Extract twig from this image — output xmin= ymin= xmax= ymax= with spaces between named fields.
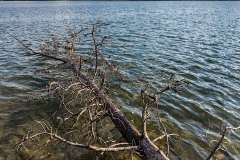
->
xmin=18 ymin=131 xmax=138 ymax=152
xmin=91 ymin=25 xmax=98 ymax=74
xmin=142 ymin=104 xmax=149 ymax=138
xmin=158 ymin=117 xmax=170 ymax=156
xmin=153 ymin=134 xmax=178 ymax=143
xmin=7 ymin=32 xmax=68 ymax=63
xmin=206 ymin=127 xmax=227 ymax=160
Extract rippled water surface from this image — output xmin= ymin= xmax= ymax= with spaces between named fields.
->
xmin=0 ymin=1 xmax=240 ymax=159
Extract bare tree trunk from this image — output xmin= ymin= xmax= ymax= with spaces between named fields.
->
xmin=10 ymin=30 xmax=169 ymax=160
xmin=77 ymin=71 xmax=169 ymax=160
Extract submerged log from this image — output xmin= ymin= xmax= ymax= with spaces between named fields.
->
xmin=11 ymin=29 xmax=170 ymax=160
xmin=77 ymin=70 xmax=169 ymax=160
xmin=11 ymin=26 xmax=239 ymax=160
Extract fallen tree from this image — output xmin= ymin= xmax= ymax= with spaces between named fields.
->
xmin=9 ymin=25 xmax=239 ymax=160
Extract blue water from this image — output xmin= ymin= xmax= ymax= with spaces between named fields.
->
xmin=0 ymin=1 xmax=240 ymax=159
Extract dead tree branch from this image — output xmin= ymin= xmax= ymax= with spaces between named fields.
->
xmin=8 ymin=32 xmax=68 ymax=64
xmin=12 ymin=26 xmax=189 ymax=160
xmin=206 ymin=127 xmax=227 ymax=160
xmin=206 ymin=126 xmax=240 ymax=160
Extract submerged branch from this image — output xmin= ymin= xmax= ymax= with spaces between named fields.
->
xmin=12 ymin=25 xmax=235 ymax=160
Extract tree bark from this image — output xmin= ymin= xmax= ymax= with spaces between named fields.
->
xmin=77 ymin=70 xmax=169 ymax=160
xmin=11 ymin=32 xmax=169 ymax=159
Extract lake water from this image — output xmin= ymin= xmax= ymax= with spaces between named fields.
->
xmin=0 ymin=1 xmax=240 ymax=160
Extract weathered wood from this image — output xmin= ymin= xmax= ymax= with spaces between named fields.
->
xmin=11 ymin=32 xmax=169 ymax=160
xmin=76 ymin=70 xmax=169 ymax=160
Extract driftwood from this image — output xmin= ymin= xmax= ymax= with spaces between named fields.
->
xmin=9 ymin=25 xmax=239 ymax=160
xmin=11 ymin=27 xmax=173 ymax=160
xmin=76 ymin=70 xmax=169 ymax=160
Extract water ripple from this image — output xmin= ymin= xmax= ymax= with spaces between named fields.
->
xmin=0 ymin=1 xmax=240 ymax=159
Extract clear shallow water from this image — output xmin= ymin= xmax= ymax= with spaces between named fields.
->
xmin=0 ymin=1 xmax=240 ymax=159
